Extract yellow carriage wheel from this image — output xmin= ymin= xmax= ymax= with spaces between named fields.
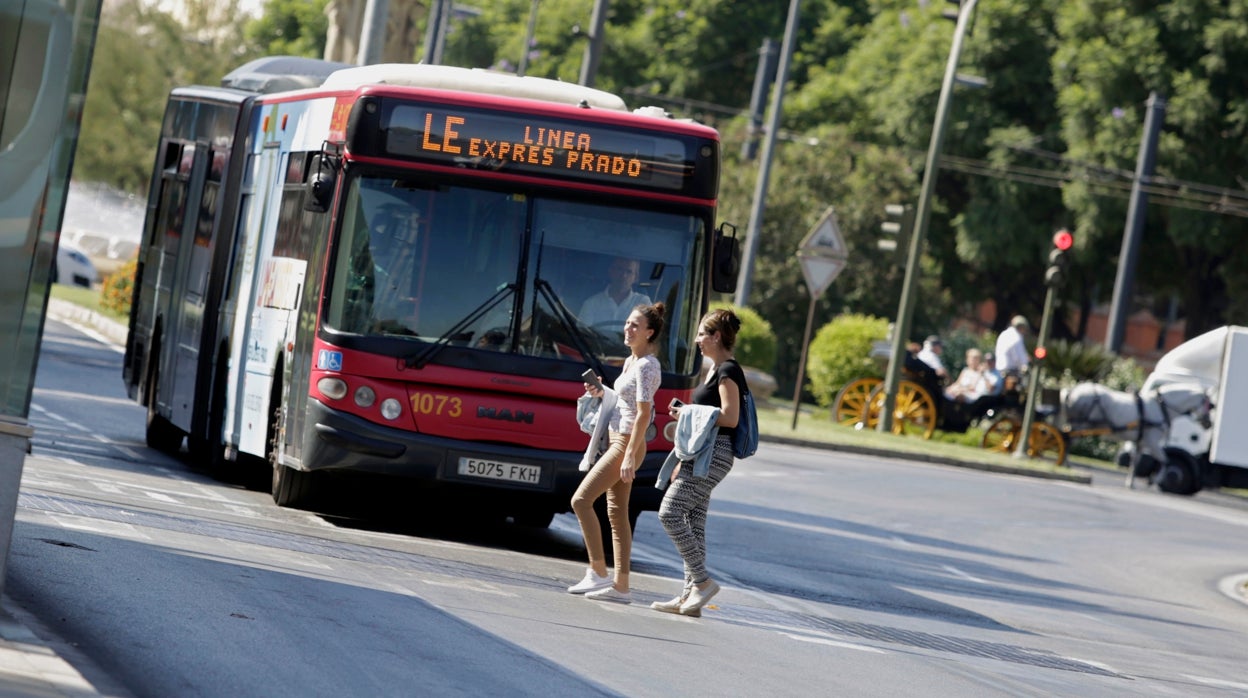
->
xmin=981 ymin=416 xmax=1020 ymax=454
xmin=893 ymin=380 xmax=937 ymax=439
xmin=833 ymin=378 xmax=882 ymax=428
xmin=865 ymin=380 xmax=937 ymax=439
xmin=1027 ymin=422 xmax=1068 ymax=465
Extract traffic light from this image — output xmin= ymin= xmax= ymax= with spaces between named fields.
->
xmin=1045 ymin=228 xmax=1074 ymax=288
xmin=1033 ymin=345 xmax=1047 ymax=361
xmin=879 ymin=203 xmax=912 ymax=257
xmin=942 ymin=0 xmax=963 ymax=21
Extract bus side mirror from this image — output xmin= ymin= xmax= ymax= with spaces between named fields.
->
xmin=304 ymin=155 xmax=337 ymax=213
xmin=711 ymin=222 xmax=739 ymax=293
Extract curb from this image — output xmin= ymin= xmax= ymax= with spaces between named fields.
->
xmin=760 ymin=433 xmax=1093 ymax=484
xmin=46 ymin=297 xmax=129 ymax=348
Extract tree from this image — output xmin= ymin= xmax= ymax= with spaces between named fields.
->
xmin=1053 ymin=0 xmax=1248 ymax=337
xmin=247 ymin=0 xmax=330 ymax=58
xmin=76 ymin=0 xmax=260 ymax=194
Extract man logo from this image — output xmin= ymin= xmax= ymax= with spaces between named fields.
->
xmin=477 ymin=407 xmax=535 ymax=424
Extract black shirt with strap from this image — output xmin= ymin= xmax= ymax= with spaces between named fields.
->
xmin=692 ymin=358 xmax=748 ymax=446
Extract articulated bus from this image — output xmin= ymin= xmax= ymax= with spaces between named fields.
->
xmin=123 ymin=56 xmax=738 ymax=526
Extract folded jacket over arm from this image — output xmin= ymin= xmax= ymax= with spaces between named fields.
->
xmin=576 ymin=387 xmax=619 ymax=472
xmin=655 ymin=404 xmax=721 ymax=490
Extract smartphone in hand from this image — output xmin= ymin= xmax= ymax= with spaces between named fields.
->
xmin=669 ymin=398 xmax=684 ymax=410
xmin=581 ymin=369 xmax=604 ymax=391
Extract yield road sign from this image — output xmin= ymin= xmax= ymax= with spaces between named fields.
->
xmin=798 ymin=252 xmax=845 ymax=299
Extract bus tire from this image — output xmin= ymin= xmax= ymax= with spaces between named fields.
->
xmin=269 ymin=401 xmax=317 ymax=508
xmin=145 ymin=355 xmax=183 ymax=453
xmin=191 ymin=347 xmax=231 ymax=472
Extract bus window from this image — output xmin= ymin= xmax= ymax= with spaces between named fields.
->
xmin=528 ymin=199 xmax=704 ymax=373
xmin=324 ymin=177 xmax=525 ymax=341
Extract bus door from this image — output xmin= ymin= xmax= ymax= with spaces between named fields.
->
xmin=155 ymin=140 xmax=210 ymax=431
xmin=230 ymin=144 xmax=289 ymax=459
xmin=171 ymin=141 xmax=229 ymax=433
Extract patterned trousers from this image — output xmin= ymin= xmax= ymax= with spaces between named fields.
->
xmin=658 ymin=434 xmax=734 ymax=584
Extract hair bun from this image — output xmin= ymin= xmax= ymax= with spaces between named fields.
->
xmin=730 ymin=315 xmax=742 ymax=332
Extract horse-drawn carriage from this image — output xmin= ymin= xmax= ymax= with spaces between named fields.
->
xmin=833 ymin=341 xmax=1067 ymax=463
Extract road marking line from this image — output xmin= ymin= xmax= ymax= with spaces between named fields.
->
xmin=783 ymin=633 xmax=887 ymax=653
xmin=1183 ymin=675 xmax=1248 ymax=691
xmin=45 ymin=514 xmax=153 ymax=540
xmin=942 ymin=564 xmax=988 ymax=584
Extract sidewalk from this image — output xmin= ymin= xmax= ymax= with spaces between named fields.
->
xmin=0 ymin=300 xmax=126 ymax=697
xmin=0 ymin=594 xmax=105 ymax=697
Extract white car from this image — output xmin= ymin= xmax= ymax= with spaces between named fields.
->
xmin=54 ymin=241 xmax=100 ymax=288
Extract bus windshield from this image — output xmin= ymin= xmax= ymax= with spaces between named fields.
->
xmin=324 ymin=174 xmax=707 ymax=375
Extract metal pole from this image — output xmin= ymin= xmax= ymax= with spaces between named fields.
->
xmin=578 ymin=0 xmax=609 ymax=87
xmin=432 ymin=0 xmax=453 ymax=64
xmin=357 ymin=0 xmax=391 ymax=65
xmin=1015 ymin=284 xmax=1055 ymax=457
xmin=735 ymin=0 xmax=800 ymax=307
xmin=742 ymin=38 xmax=779 ymax=162
xmin=517 ymin=0 xmax=540 ymax=76
xmin=879 ymin=0 xmax=978 ymax=432
xmin=421 ymin=0 xmax=445 ymax=64
xmin=1105 ymin=92 xmax=1165 ymax=353
xmin=791 ymin=295 xmax=817 ymax=429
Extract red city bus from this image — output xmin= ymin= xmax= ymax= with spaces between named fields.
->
xmin=123 ymin=57 xmax=738 ymax=526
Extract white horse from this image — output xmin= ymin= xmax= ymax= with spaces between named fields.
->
xmin=1061 ymin=381 xmax=1212 ymax=490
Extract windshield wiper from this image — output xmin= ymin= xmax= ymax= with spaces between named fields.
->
xmin=404 ymin=283 xmax=516 ymax=369
xmin=535 ymin=278 xmax=608 ymax=378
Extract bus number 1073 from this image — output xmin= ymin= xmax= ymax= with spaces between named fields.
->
xmin=410 ymin=392 xmax=462 ymax=418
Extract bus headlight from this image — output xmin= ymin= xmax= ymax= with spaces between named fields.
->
xmin=662 ymin=421 xmax=677 ymax=443
xmin=353 ymin=385 xmax=377 ymax=408
xmin=317 ymin=377 xmax=348 ymax=400
xmin=380 ymin=398 xmax=402 ymax=420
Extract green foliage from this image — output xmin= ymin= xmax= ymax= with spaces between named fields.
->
xmin=101 ymin=258 xmax=136 ymax=317
xmin=245 ymin=0 xmax=329 ymax=58
xmin=709 ymin=302 xmax=777 ymax=372
xmin=1101 ymin=355 xmax=1147 ymax=392
xmin=805 ymin=314 xmax=890 ymax=408
xmin=1039 ymin=339 xmax=1119 ymax=389
xmin=78 ymin=0 xmax=261 ymax=194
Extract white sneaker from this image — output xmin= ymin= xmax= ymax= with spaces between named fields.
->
xmin=567 ymin=568 xmax=613 ymax=594
xmin=650 ymin=582 xmax=698 ymax=617
xmin=585 ymin=586 xmax=632 ymax=604
xmin=679 ymin=579 xmax=720 ymax=615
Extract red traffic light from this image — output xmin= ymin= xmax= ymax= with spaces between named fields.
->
xmin=1053 ymin=229 xmax=1074 ymax=251
xmin=1034 ymin=346 xmax=1047 ymax=360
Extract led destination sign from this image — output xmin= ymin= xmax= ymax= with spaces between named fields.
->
xmin=379 ymin=103 xmax=715 ymax=196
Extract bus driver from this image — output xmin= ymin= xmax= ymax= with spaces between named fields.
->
xmin=578 ymin=256 xmax=650 ymax=328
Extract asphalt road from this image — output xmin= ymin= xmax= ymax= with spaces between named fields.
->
xmin=7 ymin=315 xmax=1248 ymax=696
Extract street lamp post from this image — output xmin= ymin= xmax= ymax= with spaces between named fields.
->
xmin=879 ymin=0 xmax=979 ymax=432
xmin=735 ymin=0 xmax=801 ymax=307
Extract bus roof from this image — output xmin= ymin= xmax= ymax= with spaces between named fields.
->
xmin=320 ymin=64 xmax=629 ymax=112
xmin=223 ymin=56 xmax=354 ymax=94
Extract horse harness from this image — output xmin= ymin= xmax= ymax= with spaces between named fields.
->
xmin=1071 ymin=385 xmax=1170 ymax=440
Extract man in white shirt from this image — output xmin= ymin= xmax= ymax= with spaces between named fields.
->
xmin=916 ymin=335 xmax=948 ymax=380
xmin=578 ymin=257 xmax=650 ymax=327
xmin=995 ymin=315 xmax=1031 ymax=378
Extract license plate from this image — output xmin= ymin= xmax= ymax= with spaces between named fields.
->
xmin=457 ymin=457 xmax=542 ymax=485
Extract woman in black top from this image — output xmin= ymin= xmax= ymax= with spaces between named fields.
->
xmin=653 ymin=308 xmax=746 ymax=617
